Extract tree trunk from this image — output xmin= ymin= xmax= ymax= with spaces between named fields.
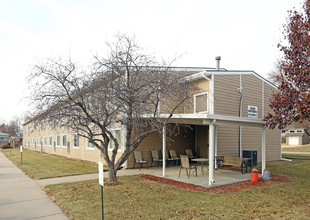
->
xmin=107 ymin=166 xmax=118 ymax=183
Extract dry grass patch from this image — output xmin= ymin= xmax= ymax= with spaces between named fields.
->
xmin=45 ymin=154 xmax=310 ymax=219
xmin=282 ymin=144 xmax=310 ymax=152
xmin=1 ymin=148 xmax=98 ymax=179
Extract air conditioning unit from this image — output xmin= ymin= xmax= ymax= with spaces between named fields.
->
xmin=242 ymin=150 xmax=257 ymax=167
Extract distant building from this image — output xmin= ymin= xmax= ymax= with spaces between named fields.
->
xmin=283 ymin=128 xmax=310 ymax=146
xmin=11 ymin=132 xmax=23 ymax=148
xmin=0 ymin=132 xmax=10 ymax=146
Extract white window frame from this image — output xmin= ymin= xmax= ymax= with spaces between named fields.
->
xmin=86 ymin=137 xmax=96 ymax=150
xmin=194 ymin=91 xmax=209 ymax=114
xmin=49 ymin=136 xmax=52 ymax=147
xmin=44 ymin=136 xmax=47 ymax=146
xmin=73 ymin=133 xmax=79 ymax=149
xmin=56 ymin=135 xmax=61 ymax=147
xmin=62 ymin=134 xmax=67 ymax=148
xmin=108 ymin=128 xmax=122 ymax=152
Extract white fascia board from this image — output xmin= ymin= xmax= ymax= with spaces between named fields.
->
xmin=205 ymin=114 xmax=265 ymax=124
xmin=141 ymin=113 xmax=265 ymax=125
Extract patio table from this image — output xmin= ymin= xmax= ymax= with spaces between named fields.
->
xmin=191 ymin=158 xmax=209 ymax=176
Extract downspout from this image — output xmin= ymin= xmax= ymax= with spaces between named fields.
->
xmin=238 ymin=79 xmax=243 ymax=158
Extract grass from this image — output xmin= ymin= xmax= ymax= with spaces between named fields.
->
xmin=1 ymin=148 xmax=98 ymax=179
xmin=282 ymin=144 xmax=310 ymax=152
xmin=45 ymin=154 xmax=310 ymax=219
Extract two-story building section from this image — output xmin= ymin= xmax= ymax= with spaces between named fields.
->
xmin=23 ymin=57 xmax=281 ymax=186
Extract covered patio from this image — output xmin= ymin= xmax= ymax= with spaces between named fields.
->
xmin=158 ymin=113 xmax=267 ymax=186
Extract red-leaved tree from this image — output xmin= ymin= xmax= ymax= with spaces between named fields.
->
xmin=265 ymin=0 xmax=310 ymax=129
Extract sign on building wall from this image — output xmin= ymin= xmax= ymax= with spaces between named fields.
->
xmin=248 ymin=105 xmax=258 ymax=118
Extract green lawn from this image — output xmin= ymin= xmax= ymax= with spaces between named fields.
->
xmin=1 ymin=148 xmax=98 ymax=179
xmin=282 ymin=144 xmax=310 ymax=152
xmin=45 ymin=154 xmax=310 ymax=219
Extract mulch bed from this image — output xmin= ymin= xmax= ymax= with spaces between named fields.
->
xmin=138 ymin=174 xmax=291 ymax=193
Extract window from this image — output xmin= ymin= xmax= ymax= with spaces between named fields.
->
xmin=56 ymin=135 xmax=60 ymax=147
xmin=86 ymin=137 xmax=95 ymax=150
xmin=281 ymin=130 xmax=286 ymax=133
xmin=73 ymin=134 xmax=79 ymax=148
xmin=108 ymin=129 xmax=122 ymax=151
xmin=49 ymin=136 xmax=52 ymax=147
xmin=32 ymin=138 xmax=35 ymax=145
xmin=44 ymin=137 xmax=47 ymax=146
xmin=290 ymin=130 xmax=295 ymax=133
xmin=194 ymin=92 xmax=208 ymax=113
xmin=297 ymin=130 xmax=303 ymax=133
xmin=62 ymin=135 xmax=67 ymax=147
xmin=37 ymin=137 xmax=41 ymax=146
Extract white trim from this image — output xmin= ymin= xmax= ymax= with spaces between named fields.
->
xmin=162 ymin=125 xmax=166 ymax=177
xmin=262 ymin=127 xmax=266 ymax=175
xmin=86 ymin=138 xmax=96 ymax=150
xmin=211 ymin=74 xmax=214 ymax=114
xmin=262 ymin=81 xmax=265 ymax=119
xmin=194 ymin=91 xmax=209 ymax=114
xmin=62 ymin=134 xmax=67 ymax=148
xmin=43 ymin=136 xmax=47 ymax=146
xmin=49 ymin=136 xmax=52 ymax=147
xmin=56 ymin=135 xmax=61 ymax=147
xmin=108 ymin=128 xmax=122 ymax=152
xmin=72 ymin=133 xmax=80 ymax=149
xmin=209 ymin=120 xmax=215 ymax=185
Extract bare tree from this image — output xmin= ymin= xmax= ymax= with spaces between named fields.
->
xmin=28 ymin=35 xmax=197 ymax=183
xmin=266 ymin=61 xmax=281 ymax=86
xmin=0 ymin=116 xmax=22 ymax=136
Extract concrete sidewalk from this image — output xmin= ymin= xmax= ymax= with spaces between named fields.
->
xmin=0 ymin=151 xmax=68 ymax=220
xmin=282 ymin=151 xmax=310 ymax=155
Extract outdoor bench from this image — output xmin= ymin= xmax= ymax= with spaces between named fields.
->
xmin=215 ymin=155 xmax=251 ymax=174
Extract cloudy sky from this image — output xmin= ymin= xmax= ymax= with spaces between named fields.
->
xmin=0 ymin=0 xmax=303 ymax=123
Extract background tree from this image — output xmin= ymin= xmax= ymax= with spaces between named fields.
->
xmin=265 ymin=0 xmax=310 ymax=129
xmin=0 ymin=116 xmax=22 ymax=136
xmin=28 ymin=35 xmax=197 ymax=183
xmin=266 ymin=61 xmax=281 ymax=86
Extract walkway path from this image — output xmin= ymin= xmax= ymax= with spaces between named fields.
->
xmin=282 ymin=151 xmax=310 ymax=155
xmin=36 ymin=169 xmax=143 ymax=187
xmin=0 ymin=151 xmax=68 ymax=220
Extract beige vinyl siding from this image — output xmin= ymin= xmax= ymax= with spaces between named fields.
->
xmin=241 ymin=75 xmax=262 ymax=118
xmin=241 ymin=127 xmax=262 ymax=162
xmin=214 ymin=75 xmax=240 ymax=116
xmin=183 ymin=78 xmax=210 ymax=114
xmin=216 ymin=125 xmax=239 ymax=157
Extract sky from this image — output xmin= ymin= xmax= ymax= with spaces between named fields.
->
xmin=0 ymin=0 xmax=304 ymax=123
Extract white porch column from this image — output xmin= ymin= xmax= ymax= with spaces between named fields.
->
xmin=214 ymin=125 xmax=218 ymax=169
xmin=209 ymin=120 xmax=215 ymax=185
xmin=162 ymin=125 xmax=166 ymax=177
xmin=262 ymin=127 xmax=266 ymax=175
